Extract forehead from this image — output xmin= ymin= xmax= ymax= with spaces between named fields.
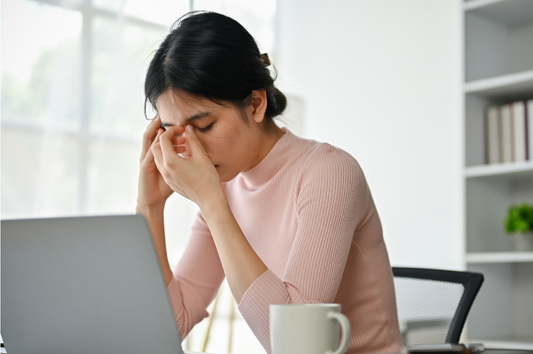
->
xmin=156 ymin=89 xmax=221 ymax=124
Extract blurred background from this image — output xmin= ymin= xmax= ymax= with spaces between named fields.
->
xmin=1 ymin=0 xmax=277 ymax=352
xmin=3 ymin=0 xmax=532 ymax=353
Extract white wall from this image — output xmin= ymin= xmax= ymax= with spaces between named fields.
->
xmin=275 ymin=0 xmax=464 ymax=270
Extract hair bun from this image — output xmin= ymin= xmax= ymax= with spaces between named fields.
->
xmin=266 ymin=87 xmax=286 ymax=118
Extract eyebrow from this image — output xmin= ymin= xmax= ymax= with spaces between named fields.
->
xmin=160 ymin=111 xmax=211 ymax=128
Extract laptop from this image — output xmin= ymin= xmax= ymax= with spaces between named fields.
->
xmin=1 ymin=214 xmax=201 ymax=354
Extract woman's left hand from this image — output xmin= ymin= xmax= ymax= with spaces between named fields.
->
xmin=151 ymin=125 xmax=223 ymax=208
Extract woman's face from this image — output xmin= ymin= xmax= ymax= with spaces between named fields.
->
xmin=156 ymin=89 xmax=272 ymax=183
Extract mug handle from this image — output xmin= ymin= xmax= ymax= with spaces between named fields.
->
xmin=326 ymin=312 xmax=351 ymax=354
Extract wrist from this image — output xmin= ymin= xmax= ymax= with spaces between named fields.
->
xmin=136 ymin=202 xmax=172 ymax=285
xmin=198 ymin=186 xmax=229 ymax=221
xmin=136 ymin=201 xmax=166 ymax=218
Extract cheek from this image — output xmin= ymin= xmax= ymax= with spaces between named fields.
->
xmin=198 ymin=136 xmax=222 ymax=159
xmin=204 ymin=130 xmax=238 ymax=153
xmin=201 ymin=120 xmax=245 ymax=160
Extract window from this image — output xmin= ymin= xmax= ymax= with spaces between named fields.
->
xmin=2 ymin=1 xmax=276 ymax=353
xmin=1 ymin=0 xmax=184 ymax=218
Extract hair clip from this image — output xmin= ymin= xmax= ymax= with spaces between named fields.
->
xmin=261 ymin=53 xmax=271 ymax=67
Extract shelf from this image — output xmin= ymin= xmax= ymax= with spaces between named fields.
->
xmin=465 ymin=161 xmax=533 ymax=179
xmin=467 ymin=339 xmax=533 ymax=351
xmin=467 ymin=252 xmax=533 ymax=264
xmin=464 ymin=0 xmax=533 ymax=26
xmin=464 ymin=0 xmax=533 ymax=345
xmin=464 ymin=70 xmax=533 ymax=100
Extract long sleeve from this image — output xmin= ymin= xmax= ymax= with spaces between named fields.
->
xmin=237 ymin=144 xmax=369 ymax=353
xmin=166 ymin=212 xmax=225 ymax=339
xmin=168 ymin=131 xmax=403 ymax=354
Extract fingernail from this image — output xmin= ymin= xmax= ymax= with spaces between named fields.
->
xmin=186 ymin=125 xmax=193 ymax=132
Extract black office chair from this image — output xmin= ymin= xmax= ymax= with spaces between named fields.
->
xmin=392 ymin=267 xmax=484 ymax=347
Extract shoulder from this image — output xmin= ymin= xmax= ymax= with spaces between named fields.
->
xmin=290 ymin=137 xmax=370 ymax=208
xmin=283 ymin=132 xmax=363 ymax=175
xmin=293 ymin=139 xmax=372 ymax=218
xmin=298 ymin=140 xmax=365 ymax=186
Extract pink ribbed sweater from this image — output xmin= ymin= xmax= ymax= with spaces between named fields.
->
xmin=167 ymin=131 xmax=403 ymax=354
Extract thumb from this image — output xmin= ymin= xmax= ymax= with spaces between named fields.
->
xmin=185 ymin=125 xmax=209 ymax=158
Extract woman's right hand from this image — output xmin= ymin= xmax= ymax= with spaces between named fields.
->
xmin=136 ymin=115 xmax=174 ymax=212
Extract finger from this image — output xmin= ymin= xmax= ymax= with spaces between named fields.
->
xmin=140 ymin=115 xmax=161 ymax=162
xmin=151 ymin=141 xmax=164 ymax=173
xmin=164 ymin=125 xmax=186 ymax=136
xmin=169 ymin=134 xmax=185 ymax=154
xmin=184 ymin=125 xmax=209 ymax=158
xmin=174 ymin=145 xmax=186 ymax=154
xmin=170 ymin=135 xmax=186 ymax=146
xmin=161 ymin=125 xmax=187 ymax=155
xmin=140 ymin=128 xmax=165 ymax=169
xmin=159 ymin=128 xmax=182 ymax=165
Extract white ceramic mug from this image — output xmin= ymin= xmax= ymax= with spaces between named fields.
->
xmin=270 ymin=303 xmax=351 ymax=354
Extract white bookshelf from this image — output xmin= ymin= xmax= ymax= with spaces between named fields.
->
xmin=465 ymin=161 xmax=533 ymax=179
xmin=464 ymin=0 xmax=533 ymax=24
xmin=467 ymin=252 xmax=533 ymax=264
xmin=464 ymin=70 xmax=533 ymax=99
xmin=463 ymin=0 xmax=533 ymax=348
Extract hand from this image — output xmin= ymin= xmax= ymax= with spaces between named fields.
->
xmin=151 ymin=125 xmax=223 ymax=209
xmin=136 ymin=116 xmax=177 ymax=211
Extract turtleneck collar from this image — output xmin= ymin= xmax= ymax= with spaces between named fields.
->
xmin=238 ymin=130 xmax=301 ymax=189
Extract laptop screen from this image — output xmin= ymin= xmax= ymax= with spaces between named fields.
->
xmin=1 ymin=215 xmax=184 ymax=354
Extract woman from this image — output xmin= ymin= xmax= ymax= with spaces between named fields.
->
xmin=137 ymin=11 xmax=403 ymax=354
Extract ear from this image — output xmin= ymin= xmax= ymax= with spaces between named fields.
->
xmin=250 ymin=90 xmax=268 ymax=124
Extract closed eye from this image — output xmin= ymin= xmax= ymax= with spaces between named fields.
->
xmin=198 ymin=122 xmax=214 ymax=133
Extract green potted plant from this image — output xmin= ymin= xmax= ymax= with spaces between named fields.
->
xmin=504 ymin=203 xmax=533 ymax=252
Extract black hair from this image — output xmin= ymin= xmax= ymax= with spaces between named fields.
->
xmin=144 ymin=11 xmax=286 ymax=122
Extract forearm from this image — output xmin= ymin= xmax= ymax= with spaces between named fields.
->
xmin=200 ymin=192 xmax=268 ymax=304
xmin=136 ymin=203 xmax=173 ymax=286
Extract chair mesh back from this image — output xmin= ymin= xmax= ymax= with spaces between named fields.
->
xmin=394 ymin=277 xmax=465 ymax=347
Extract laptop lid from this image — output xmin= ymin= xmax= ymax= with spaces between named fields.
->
xmin=1 ymin=214 xmax=184 ymax=354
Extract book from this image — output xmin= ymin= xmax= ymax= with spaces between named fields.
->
xmin=500 ymin=104 xmax=513 ymax=163
xmin=512 ymin=101 xmax=527 ymax=163
xmin=485 ymin=106 xmax=501 ymax=164
xmin=526 ymin=99 xmax=533 ymax=161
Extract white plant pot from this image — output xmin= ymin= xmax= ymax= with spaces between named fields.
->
xmin=514 ymin=231 xmax=533 ymax=252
